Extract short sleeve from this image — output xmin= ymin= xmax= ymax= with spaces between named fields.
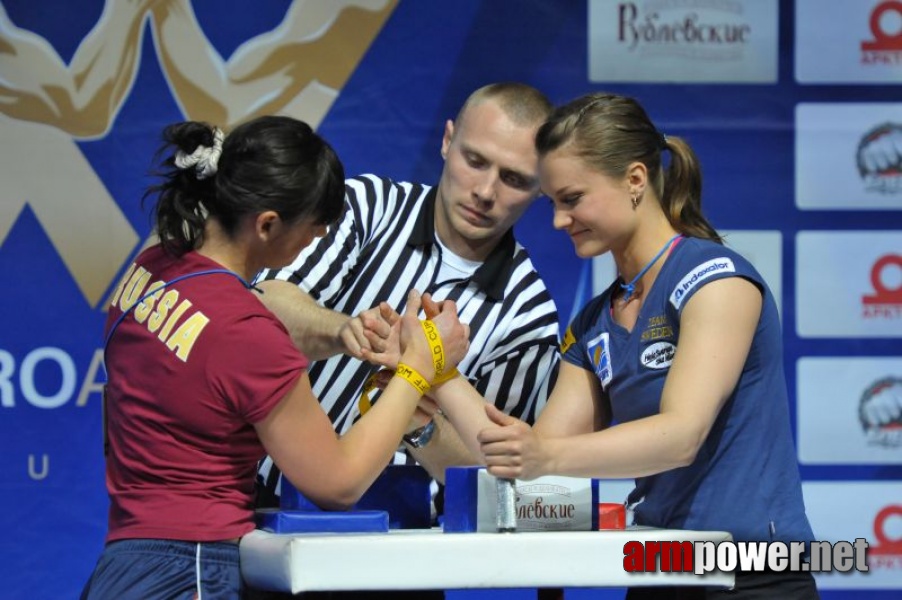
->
xmin=666 ymin=250 xmax=764 ymax=316
xmin=561 ymin=295 xmax=607 ymax=372
xmin=208 ymin=314 xmax=308 ymax=424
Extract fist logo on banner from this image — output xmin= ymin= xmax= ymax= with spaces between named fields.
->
xmin=857 ymin=123 xmax=902 ymax=195
xmin=859 ymin=377 xmax=902 ymax=448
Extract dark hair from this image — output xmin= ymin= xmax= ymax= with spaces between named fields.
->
xmin=535 ymin=93 xmax=721 ymax=243
xmin=144 ymin=115 xmax=345 ymax=255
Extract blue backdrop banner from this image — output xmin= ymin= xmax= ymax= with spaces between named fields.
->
xmin=1 ymin=1 xmax=900 ymax=598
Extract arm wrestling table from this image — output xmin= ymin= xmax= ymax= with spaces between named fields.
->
xmin=240 ymin=526 xmax=735 ymax=594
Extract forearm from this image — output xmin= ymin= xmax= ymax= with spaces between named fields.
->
xmin=405 ymin=412 xmax=481 ymax=484
xmin=429 ymin=376 xmax=496 ymax=462
xmin=540 ymin=412 xmax=703 ymax=480
xmin=0 ymin=0 xmax=147 ymax=136
xmin=274 ymin=374 xmax=422 ymax=511
xmin=70 ymin=0 xmax=149 ymax=115
xmin=257 ymin=280 xmax=350 ymax=360
xmin=149 ymin=0 xmax=229 ymax=123
xmin=330 ymin=375 xmax=424 ymax=505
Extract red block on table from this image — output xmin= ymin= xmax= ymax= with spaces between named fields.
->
xmin=597 ymin=502 xmax=626 ymax=530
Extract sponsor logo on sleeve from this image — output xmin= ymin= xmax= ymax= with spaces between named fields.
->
xmin=586 ymin=332 xmax=613 ymax=390
xmin=670 ymin=258 xmax=736 ymax=309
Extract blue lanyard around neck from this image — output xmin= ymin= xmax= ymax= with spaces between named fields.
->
xmin=619 ymin=234 xmax=682 ymax=302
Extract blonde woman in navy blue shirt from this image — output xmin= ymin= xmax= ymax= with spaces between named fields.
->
xmin=431 ymin=93 xmax=819 ymax=600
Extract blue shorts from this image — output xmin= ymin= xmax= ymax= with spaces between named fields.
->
xmin=80 ymin=539 xmax=244 ymax=600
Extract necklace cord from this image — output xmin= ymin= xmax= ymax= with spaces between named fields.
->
xmin=619 ymin=234 xmax=682 ymax=302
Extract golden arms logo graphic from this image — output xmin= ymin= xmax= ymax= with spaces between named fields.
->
xmin=0 ymin=0 xmax=397 ymax=307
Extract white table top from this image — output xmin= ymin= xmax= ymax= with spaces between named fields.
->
xmin=240 ymin=526 xmax=735 ymax=594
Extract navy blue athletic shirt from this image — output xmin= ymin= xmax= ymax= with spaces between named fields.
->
xmin=563 ymin=237 xmax=815 ymax=543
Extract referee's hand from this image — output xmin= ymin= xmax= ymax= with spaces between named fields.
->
xmin=340 ymin=302 xmax=398 ymax=360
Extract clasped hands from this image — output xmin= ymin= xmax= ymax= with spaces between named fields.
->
xmin=343 ymin=291 xmax=546 ymax=478
xmin=346 ymin=291 xmax=464 ymax=434
xmin=350 ymin=289 xmax=468 ymax=387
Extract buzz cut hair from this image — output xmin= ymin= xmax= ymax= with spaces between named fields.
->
xmin=455 ymin=82 xmax=553 ymax=129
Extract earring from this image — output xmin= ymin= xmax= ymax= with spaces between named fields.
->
xmin=631 ymin=193 xmax=640 ymax=209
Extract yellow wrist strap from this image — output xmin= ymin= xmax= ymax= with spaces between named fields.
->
xmin=357 ymin=318 xmax=456 ymax=416
xmin=432 ymin=367 xmax=460 ymax=384
xmin=420 ymin=319 xmax=446 ymax=377
xmin=395 ymin=363 xmax=431 ymax=395
xmin=358 ymin=366 xmax=459 ymax=417
xmin=358 ymin=371 xmax=381 ymax=416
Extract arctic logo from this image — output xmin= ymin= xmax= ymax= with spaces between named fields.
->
xmin=641 ymin=342 xmax=675 ymax=370
xmin=670 ymin=258 xmax=736 ymax=309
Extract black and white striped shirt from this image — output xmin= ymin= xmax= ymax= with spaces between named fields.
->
xmin=257 ymin=174 xmax=560 ymax=497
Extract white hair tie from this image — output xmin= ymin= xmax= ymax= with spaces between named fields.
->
xmin=174 ymin=127 xmax=224 ymax=180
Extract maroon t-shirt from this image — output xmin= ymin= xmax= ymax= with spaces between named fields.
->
xmin=103 ymin=246 xmax=307 ymax=542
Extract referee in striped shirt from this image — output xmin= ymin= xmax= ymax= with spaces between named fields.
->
xmin=255 ymin=83 xmax=561 ymax=529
